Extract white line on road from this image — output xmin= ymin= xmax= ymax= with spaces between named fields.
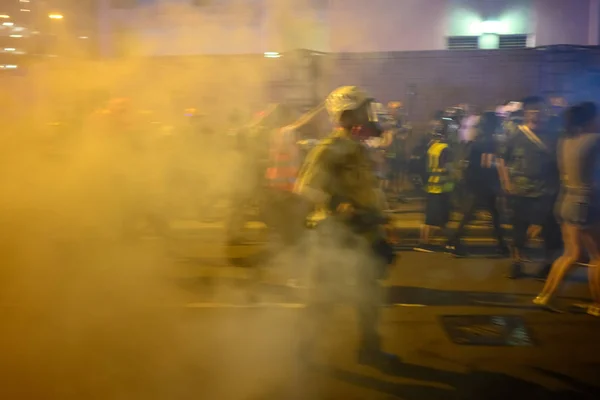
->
xmin=184 ymin=303 xmax=306 ymax=309
xmin=0 ymin=303 xmax=429 ymax=309
xmin=183 ymin=303 xmax=428 ymax=309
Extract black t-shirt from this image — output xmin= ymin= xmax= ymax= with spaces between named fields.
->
xmin=465 ymin=137 xmax=500 ymax=191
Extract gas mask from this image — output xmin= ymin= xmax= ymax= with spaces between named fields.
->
xmin=351 ymin=101 xmax=396 ymax=140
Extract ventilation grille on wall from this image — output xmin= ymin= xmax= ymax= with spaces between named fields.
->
xmin=447 ymin=36 xmax=479 ymax=50
xmin=499 ymin=35 xmax=528 ymax=49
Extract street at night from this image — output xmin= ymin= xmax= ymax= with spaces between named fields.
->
xmin=3 ymin=231 xmax=599 ymax=399
xmin=3 ymin=0 xmax=600 ymax=399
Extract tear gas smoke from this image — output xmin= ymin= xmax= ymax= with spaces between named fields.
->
xmin=0 ymin=1 xmax=389 ymax=398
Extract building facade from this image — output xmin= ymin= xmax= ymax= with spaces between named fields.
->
xmin=100 ymin=0 xmax=600 ymax=57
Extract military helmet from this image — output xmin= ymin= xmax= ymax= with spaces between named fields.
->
xmin=325 ymin=86 xmax=370 ymax=122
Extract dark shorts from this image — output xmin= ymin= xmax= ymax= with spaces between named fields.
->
xmin=555 ymin=192 xmax=600 ymax=228
xmin=425 ymin=192 xmax=451 ymax=227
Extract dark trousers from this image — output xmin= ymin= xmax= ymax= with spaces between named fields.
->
xmin=512 ymin=196 xmax=562 ymax=261
xmin=451 ymin=188 xmax=506 ymax=247
xmin=260 ymin=189 xmax=306 ymax=247
xmin=300 ymin=219 xmax=382 ymax=356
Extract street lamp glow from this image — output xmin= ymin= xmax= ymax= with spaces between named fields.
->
xmin=480 ymin=20 xmax=503 ymax=34
xmin=48 ymin=13 xmax=63 ymax=20
xmin=4 ymin=48 xmax=15 ymax=52
xmin=9 ymin=34 xmax=22 ymax=38
xmin=20 ymin=9 xmax=31 ymax=12
xmin=2 ymin=22 xmax=14 ymax=26
xmin=0 ymin=15 xmax=9 ymax=19
xmin=264 ymin=51 xmax=281 ymax=58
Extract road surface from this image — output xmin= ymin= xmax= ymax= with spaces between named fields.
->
xmin=1 ymin=238 xmax=598 ymax=400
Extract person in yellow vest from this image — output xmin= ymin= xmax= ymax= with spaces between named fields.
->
xmin=414 ymin=120 xmax=455 ymax=253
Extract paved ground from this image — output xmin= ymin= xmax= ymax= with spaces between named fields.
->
xmin=169 ymin=199 xmax=518 ymax=249
xmin=1 ymin=236 xmax=598 ymax=399
xmin=172 ymin=243 xmax=600 ymax=399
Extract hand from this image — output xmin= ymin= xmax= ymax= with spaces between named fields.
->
xmin=336 ymin=202 xmax=354 ymax=215
xmin=385 ymin=224 xmax=399 ymax=244
xmin=502 ymin=182 xmax=513 ymax=194
xmin=527 ymin=225 xmax=542 ymax=239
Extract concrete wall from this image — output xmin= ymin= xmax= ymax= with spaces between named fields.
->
xmin=533 ymin=0 xmax=593 ymax=46
xmin=328 ymin=0 xmax=448 ymax=52
xmin=100 ymin=0 xmax=600 ymax=56
xmin=324 ymin=50 xmax=540 ymax=121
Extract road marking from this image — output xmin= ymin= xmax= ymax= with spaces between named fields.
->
xmin=184 ymin=302 xmax=306 ymax=309
xmin=183 ymin=303 xmax=428 ymax=309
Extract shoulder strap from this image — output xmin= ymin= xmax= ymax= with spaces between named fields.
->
xmin=518 ymin=125 xmax=549 ymax=152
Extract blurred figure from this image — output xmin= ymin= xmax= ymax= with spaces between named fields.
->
xmin=458 ymin=105 xmax=480 ymax=143
xmin=181 ymin=107 xmax=224 ymax=221
xmin=413 ymin=119 xmax=454 ymax=253
xmin=382 ymin=101 xmax=409 ymax=201
xmin=226 ymin=103 xmax=297 ymax=246
xmin=534 ymin=102 xmax=600 ymax=316
xmin=498 ymin=96 xmax=562 ymax=279
xmin=90 ymin=97 xmax=169 ymax=239
xmin=446 ymin=112 xmax=508 ymax=257
xmin=295 ymin=86 xmax=397 ymax=369
xmin=261 ymin=105 xmax=316 ymax=249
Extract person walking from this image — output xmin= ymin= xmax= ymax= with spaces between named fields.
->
xmin=534 ymin=102 xmax=600 ymax=316
xmin=294 ymin=86 xmax=398 ymax=369
xmin=446 ymin=111 xmax=509 ymax=257
xmin=497 ymin=96 xmax=562 ymax=279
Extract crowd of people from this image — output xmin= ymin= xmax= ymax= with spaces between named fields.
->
xmin=16 ymin=86 xmax=599 ymax=371
xmin=251 ymin=89 xmax=600 ymax=320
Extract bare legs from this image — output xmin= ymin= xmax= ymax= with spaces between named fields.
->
xmin=535 ymin=224 xmax=580 ymax=304
xmin=535 ymin=224 xmax=600 ymax=315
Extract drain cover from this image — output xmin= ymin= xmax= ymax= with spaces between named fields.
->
xmin=441 ymin=315 xmax=535 ymax=346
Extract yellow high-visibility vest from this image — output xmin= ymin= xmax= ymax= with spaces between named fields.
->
xmin=427 ymin=142 xmax=454 ymax=194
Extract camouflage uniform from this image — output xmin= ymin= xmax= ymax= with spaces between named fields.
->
xmin=295 ymin=127 xmax=388 ymax=359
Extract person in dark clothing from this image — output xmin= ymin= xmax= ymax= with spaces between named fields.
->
xmin=446 ymin=112 xmax=509 ymax=257
xmin=498 ymin=96 xmax=562 ymax=279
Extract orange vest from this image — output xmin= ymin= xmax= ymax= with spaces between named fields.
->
xmin=265 ymin=127 xmax=299 ymax=192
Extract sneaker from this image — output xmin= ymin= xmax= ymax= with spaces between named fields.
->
xmin=533 ymin=295 xmax=549 ymax=306
xmin=588 ymin=305 xmax=600 ymax=317
xmin=495 ymin=245 xmax=510 ymax=258
xmin=413 ymin=244 xmax=437 ymax=253
xmin=358 ymin=348 xmax=401 ymax=371
xmin=507 ymin=261 xmax=523 ymax=279
xmin=445 ymin=244 xmax=468 ymax=258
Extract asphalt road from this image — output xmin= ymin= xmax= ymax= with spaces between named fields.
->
xmin=1 ymin=238 xmax=599 ymax=400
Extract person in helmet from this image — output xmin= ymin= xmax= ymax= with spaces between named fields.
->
xmin=413 ymin=117 xmax=455 ymax=253
xmin=294 ymin=86 xmax=398 ymax=369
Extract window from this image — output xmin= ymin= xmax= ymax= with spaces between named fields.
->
xmin=447 ymin=36 xmax=479 ymax=50
xmin=499 ymin=34 xmax=528 ymax=49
